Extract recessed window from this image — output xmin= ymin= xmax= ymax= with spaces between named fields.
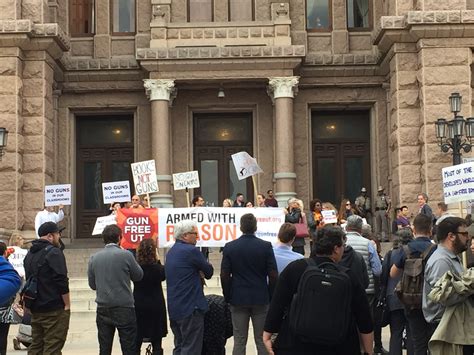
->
xmin=306 ymin=0 xmax=331 ymax=31
xmin=112 ymin=0 xmax=136 ymax=34
xmin=70 ymin=0 xmax=95 ymax=36
xmin=188 ymin=0 xmax=213 ymax=22
xmin=229 ymin=0 xmax=254 ymax=21
xmin=347 ymin=0 xmax=371 ymax=29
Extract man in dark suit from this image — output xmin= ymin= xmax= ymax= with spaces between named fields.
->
xmin=220 ymin=213 xmax=278 ymax=355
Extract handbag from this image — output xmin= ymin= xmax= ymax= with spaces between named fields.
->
xmin=295 ymin=215 xmax=309 ymax=239
xmin=0 ymin=302 xmax=22 ymax=324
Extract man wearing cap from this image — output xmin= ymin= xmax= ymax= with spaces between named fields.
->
xmin=355 ymin=187 xmax=372 ymax=226
xmin=23 ymin=221 xmax=70 ymax=355
xmin=374 ymin=186 xmax=391 ymax=242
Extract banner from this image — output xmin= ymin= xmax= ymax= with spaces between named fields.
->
xmin=173 ymin=171 xmax=200 ymax=190
xmin=131 ymin=160 xmax=159 ymax=194
xmin=44 ymin=184 xmax=72 ymax=206
xmin=116 ymin=208 xmax=159 ymax=250
xmin=442 ymin=162 xmax=474 ymax=204
xmin=157 ymin=207 xmax=285 ymax=247
xmin=231 ymin=152 xmax=263 ymax=180
xmin=102 ymin=181 xmax=131 ymax=204
xmin=92 ymin=214 xmax=117 ymax=236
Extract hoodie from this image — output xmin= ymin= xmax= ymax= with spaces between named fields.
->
xmin=340 ymin=245 xmax=369 ymax=290
xmin=24 ymin=239 xmax=69 ymax=312
xmin=0 ymin=256 xmax=21 ymax=306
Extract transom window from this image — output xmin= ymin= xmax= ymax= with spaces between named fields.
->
xmin=347 ymin=0 xmax=371 ymax=29
xmin=306 ymin=0 xmax=331 ymax=31
xmin=70 ymin=0 xmax=95 ymax=36
xmin=112 ymin=0 xmax=136 ymax=34
xmin=188 ymin=0 xmax=213 ymax=22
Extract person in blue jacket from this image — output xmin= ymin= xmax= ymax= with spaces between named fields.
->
xmin=0 ymin=244 xmax=21 ymax=306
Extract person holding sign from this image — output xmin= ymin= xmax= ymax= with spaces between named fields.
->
xmin=284 ymin=198 xmax=307 ymax=256
xmin=131 ymin=195 xmax=145 ymax=210
xmin=34 ymin=205 xmax=64 ymax=238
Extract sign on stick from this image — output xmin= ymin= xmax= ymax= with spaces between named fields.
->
xmin=131 ymin=160 xmax=159 ymax=194
xmin=173 ymin=171 xmax=200 ymax=190
xmin=92 ymin=214 xmax=117 ymax=236
xmin=442 ymin=162 xmax=474 ymax=204
xmin=231 ymin=152 xmax=263 ymax=180
xmin=102 ymin=181 xmax=131 ymax=204
xmin=44 ymin=184 xmax=72 ymax=206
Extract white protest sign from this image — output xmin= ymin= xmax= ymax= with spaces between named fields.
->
xmin=231 ymin=152 xmax=263 ymax=180
xmin=442 ymin=162 xmax=474 ymax=204
xmin=131 ymin=160 xmax=159 ymax=194
xmin=173 ymin=171 xmax=200 ymax=190
xmin=45 ymin=184 xmax=72 ymax=206
xmin=102 ymin=181 xmax=131 ymax=204
xmin=92 ymin=214 xmax=117 ymax=236
xmin=322 ymin=210 xmax=338 ymax=224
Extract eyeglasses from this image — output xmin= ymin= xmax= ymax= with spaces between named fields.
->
xmin=346 ymin=203 xmax=351 ymax=206
xmin=187 ymin=232 xmax=198 ymax=236
xmin=457 ymin=231 xmax=469 ymax=238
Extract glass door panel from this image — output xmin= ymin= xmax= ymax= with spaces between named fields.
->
xmin=201 ymin=160 xmax=219 ymax=206
xmin=228 ymin=159 xmax=247 ymax=201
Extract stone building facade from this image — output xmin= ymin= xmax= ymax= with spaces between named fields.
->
xmin=0 ymin=0 xmax=473 ymax=241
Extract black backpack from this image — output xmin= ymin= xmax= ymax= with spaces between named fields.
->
xmin=21 ymin=245 xmax=53 ymax=309
xmin=289 ymin=259 xmax=352 ymax=345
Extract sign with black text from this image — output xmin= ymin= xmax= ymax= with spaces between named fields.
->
xmin=102 ymin=181 xmax=131 ymax=204
xmin=44 ymin=184 xmax=72 ymax=206
xmin=442 ymin=162 xmax=474 ymax=204
xmin=131 ymin=160 xmax=159 ymax=194
xmin=173 ymin=171 xmax=200 ymax=190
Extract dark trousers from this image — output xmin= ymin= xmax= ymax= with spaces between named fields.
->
xmin=230 ymin=304 xmax=268 ymax=355
xmin=170 ymin=310 xmax=205 ymax=355
xmin=389 ymin=309 xmax=413 ymax=355
xmin=0 ymin=323 xmax=10 ymax=355
xmin=96 ymin=307 xmax=138 ymax=355
xmin=29 ymin=309 xmax=70 ymax=355
xmin=367 ymin=294 xmax=383 ymax=349
xmin=405 ymin=309 xmax=431 ymax=355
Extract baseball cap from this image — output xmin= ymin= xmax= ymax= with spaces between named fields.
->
xmin=38 ymin=222 xmax=65 ymax=237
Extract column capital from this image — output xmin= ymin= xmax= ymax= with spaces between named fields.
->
xmin=143 ymin=79 xmax=177 ymax=103
xmin=267 ymin=76 xmax=299 ymax=99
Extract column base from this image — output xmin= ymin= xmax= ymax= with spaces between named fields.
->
xmin=150 ymin=194 xmax=174 ymax=208
xmin=275 ymin=191 xmax=296 ymax=209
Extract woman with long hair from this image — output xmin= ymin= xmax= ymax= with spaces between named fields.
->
xmin=284 ymin=198 xmax=307 ymax=255
xmin=338 ymin=199 xmax=355 ymax=225
xmin=134 ymin=239 xmax=167 ymax=354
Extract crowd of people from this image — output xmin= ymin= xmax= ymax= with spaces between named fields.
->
xmin=0 ymin=190 xmax=473 ymax=355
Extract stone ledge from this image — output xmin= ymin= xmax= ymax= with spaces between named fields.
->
xmin=380 ymin=10 xmax=474 ymax=30
xmin=304 ymin=50 xmax=381 ymax=66
xmin=61 ymin=56 xmax=140 ymax=71
xmin=136 ymin=45 xmax=305 ymax=60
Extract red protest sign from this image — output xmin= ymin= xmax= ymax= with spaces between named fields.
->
xmin=116 ymin=208 xmax=158 ymax=250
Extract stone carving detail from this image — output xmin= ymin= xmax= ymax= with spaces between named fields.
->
xmin=152 ymin=5 xmax=168 ymax=23
xmin=267 ymin=76 xmax=299 ymax=99
xmin=143 ymin=79 xmax=176 ymax=103
xmin=271 ymin=3 xmax=290 ymax=21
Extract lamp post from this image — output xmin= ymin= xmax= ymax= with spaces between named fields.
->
xmin=435 ymin=92 xmax=474 ymax=165
xmin=0 ymin=127 xmax=8 ymax=161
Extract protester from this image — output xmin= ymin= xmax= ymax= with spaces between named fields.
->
xmin=264 ymin=189 xmax=278 ymax=207
xmin=256 ymin=193 xmax=266 ymax=207
xmin=165 ymin=220 xmax=213 ymax=355
xmin=34 ymin=204 xmax=64 ymax=237
xmin=417 ymin=193 xmax=433 ymax=221
xmin=395 ymin=206 xmax=410 ymax=230
xmin=339 ymin=233 xmax=369 ymax=290
xmin=284 ymin=198 xmax=307 ymax=255
xmin=272 ymin=223 xmax=304 ymax=274
xmin=263 ymin=225 xmax=374 ymax=355
xmin=131 ymin=195 xmax=145 ymax=209
xmin=322 ymin=201 xmax=338 ymax=225
xmin=143 ymin=195 xmax=151 ymax=208
xmin=221 ymin=213 xmax=278 ymax=355
xmin=7 ymin=233 xmax=27 ymax=279
xmin=390 ymin=214 xmax=436 ymax=355
xmin=338 ymin=198 xmax=355 ymax=224
xmin=381 ymin=228 xmax=414 ymax=355
xmin=109 ymin=202 xmax=121 ymax=215
xmin=423 ymin=217 xmax=471 ymax=345
xmin=133 ymin=238 xmax=166 ymax=355
xmin=192 ymin=195 xmax=209 ymax=260
xmin=233 ymin=193 xmax=245 ymax=207
xmin=245 ymin=201 xmax=254 ymax=208
xmin=88 ymin=224 xmax=144 ymax=355
xmin=24 ymin=222 xmax=70 ymax=355
xmin=222 ymin=198 xmax=233 ymax=208
xmin=202 ymin=294 xmax=233 ymax=355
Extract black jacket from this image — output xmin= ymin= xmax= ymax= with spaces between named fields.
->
xmin=339 ymin=245 xmax=369 ymax=290
xmin=24 ymin=239 xmax=69 ymax=312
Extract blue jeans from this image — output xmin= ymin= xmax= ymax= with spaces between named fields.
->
xmin=96 ymin=307 xmax=137 ymax=355
xmin=170 ymin=309 xmax=205 ymax=355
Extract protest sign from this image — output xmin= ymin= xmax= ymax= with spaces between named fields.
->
xmin=131 ymin=160 xmax=159 ymax=194
xmin=442 ymin=162 xmax=474 ymax=204
xmin=321 ymin=210 xmax=338 ymax=224
xmin=157 ymin=207 xmax=285 ymax=247
xmin=92 ymin=214 xmax=117 ymax=236
xmin=102 ymin=181 xmax=131 ymax=204
xmin=45 ymin=184 xmax=72 ymax=206
xmin=231 ymin=152 xmax=263 ymax=180
xmin=116 ymin=208 xmax=158 ymax=249
xmin=173 ymin=171 xmax=200 ymax=190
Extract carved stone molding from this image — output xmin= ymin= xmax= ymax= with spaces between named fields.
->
xmin=143 ymin=79 xmax=176 ymax=104
xmin=267 ymin=76 xmax=299 ymax=99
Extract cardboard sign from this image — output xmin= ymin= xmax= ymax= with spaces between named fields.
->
xmin=173 ymin=171 xmax=200 ymax=190
xmin=45 ymin=184 xmax=72 ymax=206
xmin=102 ymin=181 xmax=131 ymax=204
xmin=116 ymin=208 xmax=159 ymax=249
xmin=321 ymin=210 xmax=338 ymax=224
xmin=158 ymin=207 xmax=285 ymax=247
xmin=442 ymin=162 xmax=474 ymax=204
xmin=92 ymin=214 xmax=117 ymax=236
xmin=131 ymin=160 xmax=159 ymax=194
xmin=231 ymin=152 xmax=263 ymax=180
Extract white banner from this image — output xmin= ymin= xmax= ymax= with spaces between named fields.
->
xmin=231 ymin=152 xmax=263 ymax=180
xmin=157 ymin=207 xmax=285 ymax=247
xmin=173 ymin=171 xmax=200 ymax=190
xmin=44 ymin=184 xmax=72 ymax=207
xmin=131 ymin=160 xmax=159 ymax=194
xmin=92 ymin=214 xmax=117 ymax=236
xmin=442 ymin=162 xmax=474 ymax=204
xmin=102 ymin=181 xmax=131 ymax=204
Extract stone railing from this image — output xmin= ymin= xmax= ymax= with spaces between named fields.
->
xmin=149 ymin=2 xmax=292 ymax=48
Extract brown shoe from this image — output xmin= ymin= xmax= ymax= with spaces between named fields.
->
xmin=13 ymin=338 xmax=21 ymax=350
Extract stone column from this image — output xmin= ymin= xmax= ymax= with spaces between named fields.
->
xmin=268 ymin=76 xmax=299 ymax=207
xmin=143 ymin=79 xmax=176 ymax=207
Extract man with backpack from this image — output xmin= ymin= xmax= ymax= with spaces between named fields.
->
xmin=390 ymin=213 xmax=436 ymax=355
xmin=263 ymin=225 xmax=374 ymax=355
xmin=23 ymin=221 xmax=70 ymax=355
